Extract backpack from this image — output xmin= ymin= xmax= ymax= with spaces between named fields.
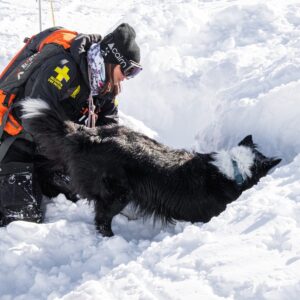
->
xmin=0 ymin=27 xmax=78 ymax=226
xmin=0 ymin=26 xmax=78 ymax=161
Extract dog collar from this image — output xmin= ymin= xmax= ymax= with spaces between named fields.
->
xmin=232 ymin=160 xmax=244 ymax=185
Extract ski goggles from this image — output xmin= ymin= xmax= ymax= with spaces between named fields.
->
xmin=121 ymin=59 xmax=143 ymax=79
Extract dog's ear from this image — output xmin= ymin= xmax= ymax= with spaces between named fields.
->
xmin=238 ymin=135 xmax=254 ymax=147
xmin=265 ymin=158 xmax=281 ymax=172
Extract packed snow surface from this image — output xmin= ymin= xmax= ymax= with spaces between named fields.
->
xmin=0 ymin=0 xmax=300 ymax=299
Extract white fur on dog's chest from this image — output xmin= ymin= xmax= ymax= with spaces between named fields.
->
xmin=211 ymin=146 xmax=254 ymax=180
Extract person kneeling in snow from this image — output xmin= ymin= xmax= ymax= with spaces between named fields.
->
xmin=0 ymin=23 xmax=142 ymax=225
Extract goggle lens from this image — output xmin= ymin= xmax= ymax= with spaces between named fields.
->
xmin=122 ymin=61 xmax=143 ymax=79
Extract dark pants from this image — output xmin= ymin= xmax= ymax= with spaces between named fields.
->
xmin=0 ymin=138 xmax=41 ymax=224
xmin=0 ymin=138 xmax=77 ymax=226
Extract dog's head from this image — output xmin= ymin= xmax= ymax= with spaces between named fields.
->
xmin=237 ymin=135 xmax=281 ymax=189
xmin=211 ymin=135 xmax=281 ymax=190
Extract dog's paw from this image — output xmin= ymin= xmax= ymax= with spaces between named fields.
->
xmin=96 ymin=223 xmax=114 ymax=237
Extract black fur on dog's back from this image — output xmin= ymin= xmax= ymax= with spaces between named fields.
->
xmin=21 ymin=98 xmax=281 ymax=236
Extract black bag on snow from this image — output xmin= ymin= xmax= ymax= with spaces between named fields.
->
xmin=0 ymin=162 xmax=43 ymax=225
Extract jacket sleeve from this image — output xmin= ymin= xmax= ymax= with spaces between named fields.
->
xmin=27 ymin=55 xmax=77 ymax=106
xmin=95 ymin=93 xmax=119 ymax=126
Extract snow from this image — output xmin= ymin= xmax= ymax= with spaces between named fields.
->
xmin=1 ymin=0 xmax=300 ymax=299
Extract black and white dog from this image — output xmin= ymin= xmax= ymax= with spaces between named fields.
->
xmin=21 ymin=99 xmax=281 ymax=237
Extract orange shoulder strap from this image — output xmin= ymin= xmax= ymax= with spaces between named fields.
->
xmin=38 ymin=29 xmax=78 ymax=51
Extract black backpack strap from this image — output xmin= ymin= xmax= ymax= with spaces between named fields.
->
xmin=0 ymin=103 xmax=11 ymax=140
xmin=0 ymin=136 xmax=18 ymax=162
xmin=0 ymin=132 xmax=33 ymax=162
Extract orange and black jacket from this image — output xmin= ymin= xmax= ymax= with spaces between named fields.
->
xmin=14 ymin=33 xmax=118 ymax=127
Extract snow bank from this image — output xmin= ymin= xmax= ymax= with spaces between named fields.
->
xmin=1 ymin=155 xmax=299 ymax=299
xmin=120 ymin=0 xmax=300 ymax=163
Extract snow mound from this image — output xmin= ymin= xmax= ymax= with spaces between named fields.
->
xmin=1 ymin=156 xmax=299 ymax=299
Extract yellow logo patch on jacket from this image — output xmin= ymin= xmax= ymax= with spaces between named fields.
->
xmin=48 ymin=66 xmax=70 ymax=90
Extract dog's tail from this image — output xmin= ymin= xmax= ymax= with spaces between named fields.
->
xmin=21 ymin=98 xmax=71 ymax=163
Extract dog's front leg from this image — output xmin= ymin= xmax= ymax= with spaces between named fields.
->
xmin=94 ymin=168 xmax=131 ymax=237
xmin=94 ymin=197 xmax=130 ymax=237
xmin=94 ymin=199 xmax=114 ymax=237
